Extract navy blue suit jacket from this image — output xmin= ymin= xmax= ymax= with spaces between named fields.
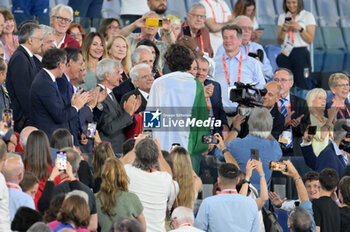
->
xmin=29 ymin=69 xmax=78 ymax=138
xmin=113 ymin=79 xmax=135 ymax=102
xmin=301 ymin=142 xmax=346 ymax=178
xmin=204 ymin=79 xmax=227 ymax=134
xmin=6 ymin=45 xmax=39 ymax=131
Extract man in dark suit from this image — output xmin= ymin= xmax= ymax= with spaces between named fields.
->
xmin=196 ymin=56 xmax=228 ymax=135
xmin=274 ymin=68 xmax=310 ymax=156
xmin=96 ymin=58 xmax=141 ymax=154
xmin=6 ymin=23 xmax=42 ymax=132
xmin=29 ymin=48 xmax=88 ymax=138
xmin=120 ymin=63 xmax=154 ymax=113
xmin=113 ymin=45 xmax=155 ymax=102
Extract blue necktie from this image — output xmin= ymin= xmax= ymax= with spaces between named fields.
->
xmin=279 ymin=98 xmax=288 ymax=117
xmin=54 ymin=81 xmax=59 ymax=90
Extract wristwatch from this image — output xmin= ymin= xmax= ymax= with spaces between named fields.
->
xmin=221 ymin=148 xmax=229 ymax=153
xmin=240 ymin=179 xmax=251 ymax=185
xmin=299 ymin=27 xmax=304 ymax=33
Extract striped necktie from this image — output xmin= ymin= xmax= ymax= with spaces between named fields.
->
xmin=279 ymin=98 xmax=288 ymax=117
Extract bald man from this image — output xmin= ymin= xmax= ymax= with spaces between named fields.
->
xmin=19 ymin=126 xmax=38 ymax=150
xmin=2 ymin=156 xmax=35 ymax=221
xmin=238 ymin=81 xmax=285 ymax=141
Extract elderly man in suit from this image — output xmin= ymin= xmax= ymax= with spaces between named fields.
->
xmin=120 ymin=63 xmax=154 ymax=113
xmin=6 ymin=23 xmax=42 ymax=132
xmin=96 ymin=58 xmax=141 ymax=154
xmin=29 ymin=48 xmax=88 ymax=139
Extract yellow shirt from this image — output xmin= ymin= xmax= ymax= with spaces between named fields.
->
xmin=311 ymin=113 xmax=333 ymax=156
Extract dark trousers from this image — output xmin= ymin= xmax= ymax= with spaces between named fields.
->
xmin=276 ymin=47 xmax=312 ymax=90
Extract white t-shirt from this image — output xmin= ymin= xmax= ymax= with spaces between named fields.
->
xmin=200 ymin=0 xmax=232 ymax=56
xmin=277 ymin=10 xmax=316 ymax=47
xmin=0 ymin=173 xmax=10 ymax=231
xmin=120 ymin=0 xmax=149 ymax=15
xmin=125 ymin=164 xmax=174 ymax=232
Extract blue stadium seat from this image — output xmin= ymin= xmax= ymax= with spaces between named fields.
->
xmin=315 ymin=0 xmax=339 ymax=26
xmin=265 ymin=45 xmax=281 ymax=73
xmin=274 ymin=0 xmax=284 ymax=15
xmin=342 ymin=28 xmax=350 ymax=73
xmin=275 ymin=208 xmax=289 ymax=232
xmin=259 ymin=24 xmax=278 ymax=46
xmin=256 ymin=0 xmax=275 ymax=24
xmin=321 ymin=26 xmax=346 ymax=72
xmin=337 ymin=0 xmax=350 ymax=27
xmin=166 ymin=0 xmax=187 ymax=22
xmin=304 ymin=0 xmax=318 ymax=17
xmin=313 ymin=27 xmax=325 ymax=72
xmin=101 ymin=0 xmax=121 ymax=19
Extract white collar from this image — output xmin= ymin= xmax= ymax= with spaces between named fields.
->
xmin=21 ymin=44 xmax=33 ymax=57
xmin=98 ymin=83 xmax=112 ymax=95
xmin=55 ymin=34 xmax=66 ymax=48
xmin=43 ymin=68 xmax=56 ymax=83
xmin=138 ymin=88 xmax=149 ymax=100
xmin=34 ymin=54 xmax=42 ymax=62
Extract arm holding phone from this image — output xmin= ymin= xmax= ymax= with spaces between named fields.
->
xmin=214 ymin=133 xmax=239 ymax=168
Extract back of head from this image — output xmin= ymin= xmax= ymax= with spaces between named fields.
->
xmin=19 ymin=171 xmax=40 ymax=193
xmin=43 ymin=193 xmax=65 ymax=223
xmin=340 ymin=176 xmax=350 ymax=205
xmin=110 ymin=217 xmax=145 ymax=232
xmin=27 ymin=222 xmax=52 ymax=232
xmin=50 ymin=128 xmax=73 ymax=149
xmin=18 ymin=23 xmax=40 ymax=44
xmin=2 ymin=156 xmax=24 ymax=183
xmin=171 ymin=206 xmax=194 ymax=225
xmin=319 ymin=168 xmax=339 ymax=191
xmin=93 ymin=142 xmax=116 ymax=178
xmin=218 ymin=163 xmax=239 ymax=187
xmin=19 ymin=126 xmax=38 ymax=149
xmin=165 ymin=44 xmax=194 ymax=72
xmin=57 ymin=195 xmax=90 ymax=228
xmin=133 ymin=139 xmax=159 ymax=171
xmin=248 ymin=107 xmax=273 ymax=139
xmin=42 ymin=48 xmax=67 ymax=70
xmin=333 ymin=119 xmax=350 ymax=141
xmin=11 ymin=206 xmax=43 ymax=232
xmin=61 ymin=147 xmax=81 ymax=174
xmin=289 ymin=207 xmax=312 ymax=232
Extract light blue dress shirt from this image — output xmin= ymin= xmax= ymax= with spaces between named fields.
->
xmin=7 ymin=182 xmax=35 ymax=221
xmin=194 ymin=189 xmax=259 ymax=232
xmin=213 ymin=51 xmax=265 ymax=113
xmin=214 ymin=135 xmax=282 ymax=192
xmin=217 ymin=42 xmax=273 ymax=82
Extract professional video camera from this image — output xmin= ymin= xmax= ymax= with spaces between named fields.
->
xmin=340 ymin=124 xmax=350 ymax=152
xmin=229 ymin=82 xmax=267 ymax=107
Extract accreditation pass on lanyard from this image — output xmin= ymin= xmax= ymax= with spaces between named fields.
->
xmin=282 ymin=17 xmax=295 ymax=57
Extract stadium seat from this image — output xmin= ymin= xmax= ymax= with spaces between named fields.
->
xmin=313 ymin=27 xmax=325 ymax=72
xmin=337 ymin=0 xmax=350 ymax=27
xmin=321 ymin=26 xmax=346 ymax=72
xmin=304 ymin=0 xmax=318 ymax=17
xmin=256 ymin=0 xmax=275 ymax=25
xmin=101 ymin=0 xmax=121 ymax=19
xmin=315 ymin=0 xmax=339 ymax=27
xmin=342 ymin=28 xmax=350 ymax=73
xmin=265 ymin=45 xmax=281 ymax=73
xmin=224 ymin=0 xmax=233 ymax=11
xmin=259 ymin=24 xmax=278 ymax=46
xmin=166 ymin=0 xmax=187 ymax=22
xmin=274 ymin=0 xmax=284 ymax=15
xmin=184 ymin=0 xmax=200 ymax=11
xmin=275 ymin=208 xmax=289 ymax=232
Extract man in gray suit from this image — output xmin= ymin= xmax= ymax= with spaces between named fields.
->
xmin=96 ymin=59 xmax=141 ymax=154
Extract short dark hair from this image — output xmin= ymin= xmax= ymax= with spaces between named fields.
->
xmin=50 ymin=128 xmax=73 ymax=149
xmin=302 ymin=171 xmax=319 ymax=184
xmin=221 ymin=24 xmax=242 ymax=38
xmin=19 ymin=171 xmax=39 ymax=192
xmin=283 ymin=0 xmax=304 ymax=14
xmin=64 ymin=46 xmax=82 ymax=64
xmin=218 ymin=163 xmax=239 ymax=186
xmin=289 ymin=207 xmax=312 ymax=232
xmin=18 ymin=22 xmax=40 ymax=44
xmin=43 ymin=193 xmax=65 ymax=223
xmin=340 ymin=176 xmax=350 ymax=205
xmin=122 ymin=138 xmax=135 ymax=155
xmin=133 ymin=139 xmax=159 ymax=171
xmin=165 ymin=44 xmax=194 ymax=72
xmin=42 ymin=48 xmax=67 ymax=70
xmin=319 ymin=168 xmax=339 ymax=191
xmin=11 ymin=207 xmax=43 ymax=232
xmin=110 ymin=217 xmax=144 ymax=232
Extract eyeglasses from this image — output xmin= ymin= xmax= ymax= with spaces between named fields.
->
xmin=189 ymin=13 xmax=206 ymax=20
xmin=71 ymin=32 xmax=82 ymax=37
xmin=336 ymin=84 xmax=349 ymax=88
xmin=140 ymin=74 xmax=154 ymax=79
xmin=53 ymin=16 xmax=72 ymax=24
xmin=274 ymin=78 xmax=291 ymax=83
xmin=108 ymin=26 xmax=122 ymax=30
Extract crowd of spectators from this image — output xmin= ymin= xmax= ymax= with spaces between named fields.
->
xmin=0 ymin=0 xmax=348 ymax=231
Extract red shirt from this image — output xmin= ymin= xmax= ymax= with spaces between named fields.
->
xmin=60 ymin=33 xmax=81 ymax=50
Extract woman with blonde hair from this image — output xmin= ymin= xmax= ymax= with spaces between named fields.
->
xmin=0 ymin=9 xmax=18 ymax=63
xmin=327 ymin=73 xmax=350 ymax=119
xmin=80 ymin=32 xmax=107 ymax=91
xmin=171 ymin=146 xmax=202 ymax=209
xmin=96 ymin=157 xmax=146 ymax=232
xmin=306 ymin=88 xmax=337 ymax=156
xmin=107 ymin=35 xmax=131 ymax=82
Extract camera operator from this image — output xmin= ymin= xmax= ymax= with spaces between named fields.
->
xmin=301 ymin=119 xmax=350 ymax=178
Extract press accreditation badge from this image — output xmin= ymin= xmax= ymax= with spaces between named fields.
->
xmin=281 ymin=41 xmax=294 ymax=57
xmin=279 ymin=130 xmax=292 ymax=148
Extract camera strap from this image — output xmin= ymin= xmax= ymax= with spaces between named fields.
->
xmin=205 ymin=0 xmax=226 ymax=23
xmin=222 ymin=52 xmax=243 ymax=86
